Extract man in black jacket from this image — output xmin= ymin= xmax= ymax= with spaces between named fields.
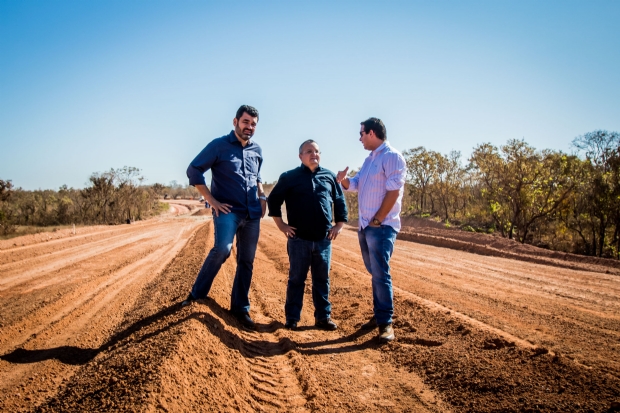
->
xmin=268 ymin=140 xmax=348 ymax=331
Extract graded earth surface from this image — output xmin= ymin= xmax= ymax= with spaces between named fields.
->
xmin=1 ymin=201 xmax=619 ymax=412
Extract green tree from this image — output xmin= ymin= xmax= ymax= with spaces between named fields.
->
xmin=571 ymin=130 xmax=620 ymax=257
xmin=433 ymin=150 xmax=468 ymax=222
xmin=403 ymin=147 xmax=440 ymax=214
xmin=0 ymin=179 xmax=15 ymax=235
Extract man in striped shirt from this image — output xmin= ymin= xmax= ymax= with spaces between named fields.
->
xmin=337 ymin=117 xmax=406 ymax=343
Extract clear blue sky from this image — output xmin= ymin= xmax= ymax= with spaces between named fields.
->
xmin=1 ymin=0 xmax=619 ymax=190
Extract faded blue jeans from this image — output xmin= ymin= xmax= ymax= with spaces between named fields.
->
xmin=358 ymin=225 xmax=398 ymax=325
xmin=285 ymin=236 xmax=332 ymax=322
xmin=191 ymin=211 xmax=260 ymax=314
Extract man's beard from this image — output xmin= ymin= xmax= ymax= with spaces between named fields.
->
xmin=236 ymin=126 xmax=253 ymax=140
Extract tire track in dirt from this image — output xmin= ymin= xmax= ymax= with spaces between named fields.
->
xmin=0 ymin=220 xmax=172 ymax=265
xmin=3 ymin=217 xmax=620 ymax=412
xmin=377 ymin=237 xmax=620 ymax=377
xmin=329 ymin=259 xmax=538 ymax=351
xmin=31 ymin=218 xmax=440 ymax=412
xmin=330 ymin=226 xmax=620 ymax=412
xmin=0 ymin=217 xmax=204 ymax=412
xmin=23 ymin=220 xmax=315 ymax=412
xmin=253 ymin=222 xmax=448 ymax=412
xmin=0 ymin=220 xmax=199 ymax=343
xmin=0 ymin=221 xmax=179 ymax=290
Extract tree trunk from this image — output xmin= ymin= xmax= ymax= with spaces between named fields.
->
xmin=598 ymin=219 xmax=606 ymax=257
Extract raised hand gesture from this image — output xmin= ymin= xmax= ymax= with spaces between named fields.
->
xmin=336 ymin=166 xmax=349 ymax=183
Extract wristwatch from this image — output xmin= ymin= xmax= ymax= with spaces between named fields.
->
xmin=372 ymin=217 xmax=381 ymax=226
xmin=259 ymin=195 xmax=267 ymax=201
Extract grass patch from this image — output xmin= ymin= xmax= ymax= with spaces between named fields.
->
xmin=0 ymin=224 xmax=81 ymax=241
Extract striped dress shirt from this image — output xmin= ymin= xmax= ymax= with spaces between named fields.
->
xmin=345 ymin=141 xmax=407 ymax=231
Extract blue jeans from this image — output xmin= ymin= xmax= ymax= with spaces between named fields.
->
xmin=358 ymin=225 xmax=397 ymax=325
xmin=191 ymin=211 xmax=260 ymax=314
xmin=285 ymin=237 xmax=332 ymax=322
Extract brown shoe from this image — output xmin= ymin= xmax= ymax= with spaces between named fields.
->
xmin=361 ymin=316 xmax=377 ymax=330
xmin=378 ymin=324 xmax=395 ymax=342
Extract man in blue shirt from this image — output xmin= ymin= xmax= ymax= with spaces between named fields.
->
xmin=268 ymin=140 xmax=348 ymax=331
xmin=182 ymin=105 xmax=267 ymax=331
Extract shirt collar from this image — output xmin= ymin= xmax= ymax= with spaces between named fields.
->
xmin=371 ymin=141 xmax=388 ymax=157
xmin=227 ymin=130 xmax=253 ymax=147
xmin=300 ymin=163 xmax=322 ymax=173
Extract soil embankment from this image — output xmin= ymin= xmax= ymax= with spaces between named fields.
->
xmin=1 ymin=212 xmax=619 ymax=412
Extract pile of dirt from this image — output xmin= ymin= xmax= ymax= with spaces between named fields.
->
xmin=2 ymin=216 xmax=620 ymax=412
xmin=396 ymin=218 xmax=620 ymax=275
xmin=35 ymin=224 xmax=212 ymax=412
xmin=386 ymin=298 xmax=620 ymax=412
xmin=191 ymin=208 xmax=211 ymax=217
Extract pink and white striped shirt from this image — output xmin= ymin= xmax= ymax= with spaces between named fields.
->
xmin=345 ymin=141 xmax=407 ymax=231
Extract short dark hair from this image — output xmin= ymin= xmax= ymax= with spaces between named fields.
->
xmin=235 ymin=105 xmax=259 ymax=121
xmin=299 ymin=139 xmax=318 ymax=154
xmin=361 ymin=117 xmax=386 ymax=141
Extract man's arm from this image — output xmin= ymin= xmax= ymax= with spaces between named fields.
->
xmin=371 ymin=152 xmax=406 ymax=226
xmin=327 ymin=222 xmax=344 ymax=240
xmin=328 ymin=174 xmax=348 ymax=240
xmin=257 ymin=182 xmax=267 ymax=218
xmin=369 ymin=190 xmax=400 ymax=226
xmin=266 ymin=174 xmax=295 ymax=237
xmin=272 ymin=216 xmax=297 ymax=238
xmin=188 ymin=140 xmax=233 ymax=215
xmin=194 ymin=184 xmax=231 ymax=217
xmin=337 ymin=166 xmax=359 ymax=191
xmin=336 ymin=167 xmax=350 ymax=189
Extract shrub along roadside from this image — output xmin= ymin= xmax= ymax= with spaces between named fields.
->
xmin=0 ymin=167 xmax=180 ymax=236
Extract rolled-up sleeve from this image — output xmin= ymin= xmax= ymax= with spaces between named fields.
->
xmin=187 ymin=141 xmax=218 ymax=186
xmin=257 ymin=156 xmax=263 ymax=183
xmin=385 ymin=153 xmax=406 ymax=191
xmin=267 ymin=173 xmax=288 ymax=218
xmin=332 ymin=176 xmax=348 ymax=223
xmin=346 ymin=173 xmax=359 ymax=191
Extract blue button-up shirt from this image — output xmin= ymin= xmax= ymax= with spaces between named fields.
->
xmin=187 ymin=131 xmax=263 ymax=219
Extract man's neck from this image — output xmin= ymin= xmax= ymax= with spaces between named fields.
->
xmin=370 ymin=141 xmax=385 ymax=152
xmin=234 ymin=132 xmax=250 ymax=147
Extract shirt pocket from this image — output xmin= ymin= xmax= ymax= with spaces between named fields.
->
xmin=244 ymin=152 xmax=261 ymax=175
xmin=315 ymin=177 xmax=333 ymax=199
xmin=366 ymin=163 xmax=385 ymax=184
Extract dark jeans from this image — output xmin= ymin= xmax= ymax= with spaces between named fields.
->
xmin=285 ymin=236 xmax=332 ymax=322
xmin=358 ymin=225 xmax=397 ymax=325
xmin=191 ymin=211 xmax=260 ymax=314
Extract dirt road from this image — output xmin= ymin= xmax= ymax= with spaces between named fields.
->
xmin=1 ymin=206 xmax=619 ymax=412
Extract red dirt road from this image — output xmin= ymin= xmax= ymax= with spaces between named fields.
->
xmin=1 ymin=206 xmax=619 ymax=412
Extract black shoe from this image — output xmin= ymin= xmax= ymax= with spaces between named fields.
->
xmin=181 ymin=293 xmax=196 ymax=307
xmin=284 ymin=320 xmax=298 ymax=330
xmin=361 ymin=316 xmax=377 ymax=330
xmin=315 ymin=318 xmax=338 ymax=331
xmin=378 ymin=323 xmax=395 ymax=342
xmin=232 ymin=312 xmax=256 ymax=331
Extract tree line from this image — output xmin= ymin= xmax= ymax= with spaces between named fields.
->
xmin=0 ymin=167 xmax=197 ymax=235
xmin=3 ymin=130 xmax=618 ymax=258
xmin=399 ymin=130 xmax=620 ymax=259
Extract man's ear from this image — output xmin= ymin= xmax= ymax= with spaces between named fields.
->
xmin=233 ymin=118 xmax=238 ymax=127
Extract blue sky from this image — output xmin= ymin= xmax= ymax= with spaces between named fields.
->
xmin=1 ymin=0 xmax=619 ymax=190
